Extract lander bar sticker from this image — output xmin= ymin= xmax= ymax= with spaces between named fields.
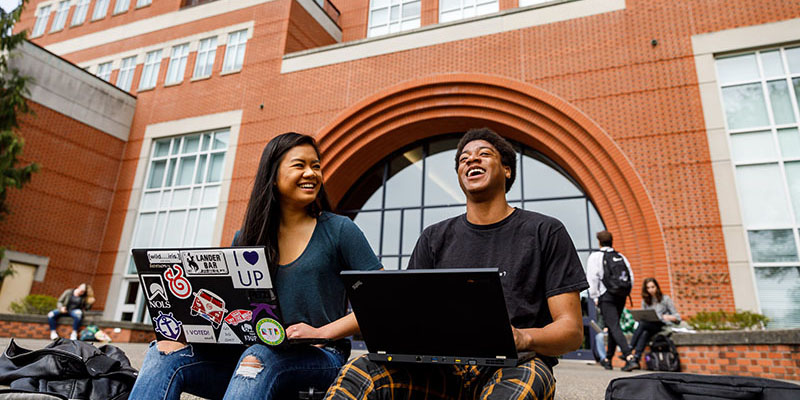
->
xmin=218 ymin=323 xmax=243 ymax=344
xmin=147 ymin=251 xmax=181 ymax=264
xmin=226 ymin=249 xmax=272 ymax=289
xmin=182 ymin=251 xmax=229 ymax=276
xmin=183 ymin=325 xmax=217 ymax=343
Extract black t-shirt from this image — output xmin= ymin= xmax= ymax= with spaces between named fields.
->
xmin=408 ymin=208 xmax=589 ymax=366
xmin=66 ymin=295 xmax=83 ymax=311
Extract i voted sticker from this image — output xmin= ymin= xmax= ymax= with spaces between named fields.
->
xmin=255 ymin=318 xmax=285 ymax=346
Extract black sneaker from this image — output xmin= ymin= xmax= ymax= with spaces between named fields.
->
xmin=599 ymin=358 xmax=613 ymax=370
xmin=621 ymin=359 xmax=641 ymax=372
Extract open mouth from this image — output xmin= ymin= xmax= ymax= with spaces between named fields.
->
xmin=298 ymin=182 xmax=317 ymax=190
xmin=466 ymin=167 xmax=486 ymax=178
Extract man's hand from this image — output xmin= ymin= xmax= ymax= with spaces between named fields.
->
xmin=512 ymin=326 xmax=532 ymax=351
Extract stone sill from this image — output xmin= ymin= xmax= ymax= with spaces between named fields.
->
xmin=0 ymin=312 xmax=151 ymax=332
xmin=673 ymin=329 xmax=800 ymax=346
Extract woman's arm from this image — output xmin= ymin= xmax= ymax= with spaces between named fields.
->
xmin=286 ymin=313 xmax=359 ymax=340
xmin=662 ymin=296 xmax=680 ymax=323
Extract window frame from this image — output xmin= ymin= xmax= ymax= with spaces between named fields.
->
xmin=165 ymin=43 xmax=190 ymax=85
xmin=96 ymin=61 xmax=113 ymax=82
xmin=116 ymin=55 xmax=137 ymax=92
xmin=193 ymin=36 xmax=218 ymax=79
xmin=438 ymin=0 xmax=498 ymax=24
xmin=113 ymin=0 xmax=130 ymax=15
xmin=50 ymin=0 xmax=70 ymax=32
xmin=138 ymin=49 xmax=163 ymax=91
xmin=92 ymin=0 xmax=111 ymax=21
xmin=222 ymin=29 xmax=248 ymax=73
xmin=71 ymin=0 xmax=91 ymax=26
xmin=367 ymin=0 xmax=421 ymax=38
xmin=31 ymin=5 xmax=52 ymax=37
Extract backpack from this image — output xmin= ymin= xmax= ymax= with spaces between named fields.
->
xmin=601 ymin=250 xmax=632 ymax=299
xmin=645 ymin=333 xmax=680 ymax=372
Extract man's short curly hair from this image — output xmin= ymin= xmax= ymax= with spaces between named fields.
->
xmin=454 ymin=128 xmax=517 ymax=193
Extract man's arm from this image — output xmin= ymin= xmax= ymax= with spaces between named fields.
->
xmin=512 ymin=291 xmax=584 ymax=356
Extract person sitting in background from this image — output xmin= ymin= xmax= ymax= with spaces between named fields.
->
xmin=48 ymin=283 xmax=95 ymax=340
xmin=622 ymin=277 xmax=680 ymax=371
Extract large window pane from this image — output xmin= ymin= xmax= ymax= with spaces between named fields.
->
xmin=385 ymin=147 xmax=423 ymax=208
xmin=754 ymin=267 xmax=800 ymax=328
xmin=523 ymin=152 xmax=581 ymax=199
xmin=767 ymin=80 xmax=796 ymax=125
xmin=761 ymin=51 xmax=785 ymax=78
xmin=748 ymin=230 xmax=798 ymax=263
xmin=163 ymin=211 xmax=187 ymax=247
xmin=423 ymin=206 xmax=465 ymax=229
xmin=721 ymin=83 xmax=770 ymax=130
xmin=382 ymin=210 xmax=401 ymax=255
xmin=176 ymin=156 xmax=196 ymax=186
xmin=353 ymin=211 xmax=381 ymax=254
xmin=785 ymin=162 xmax=800 ymax=224
xmin=735 ymin=164 xmax=792 ymax=226
xmin=729 ymin=130 xmax=778 ymax=164
xmin=147 ymin=160 xmax=167 ymax=189
xmin=525 ymin=198 xmax=588 ymax=250
xmin=402 ymin=209 xmax=421 ymax=254
xmin=786 ymin=47 xmax=800 ymax=75
xmin=207 ymin=153 xmax=225 ymax=182
xmin=778 ymin=128 xmax=800 ymax=159
xmin=717 ymin=54 xmax=760 ymax=85
xmin=133 ymin=213 xmax=156 ymax=247
xmin=195 ymin=208 xmax=216 ymax=245
xmin=425 ymin=147 xmax=465 ymax=205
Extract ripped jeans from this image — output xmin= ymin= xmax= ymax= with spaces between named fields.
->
xmin=129 ymin=342 xmax=347 ymax=400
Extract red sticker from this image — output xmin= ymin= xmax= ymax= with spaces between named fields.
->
xmin=164 ymin=263 xmax=192 ymax=299
xmin=225 ymin=309 xmax=253 ymax=326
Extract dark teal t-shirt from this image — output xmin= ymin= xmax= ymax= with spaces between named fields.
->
xmin=274 ymin=212 xmax=382 ymax=328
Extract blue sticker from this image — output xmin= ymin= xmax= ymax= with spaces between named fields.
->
xmin=153 ymin=311 xmax=183 ymax=341
xmin=243 ymin=251 xmax=259 ymax=265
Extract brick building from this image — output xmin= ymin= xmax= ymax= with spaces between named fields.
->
xmin=2 ymin=0 xmax=799 ymax=338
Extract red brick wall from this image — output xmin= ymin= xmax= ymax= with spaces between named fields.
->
xmin=284 ymin=0 xmax=337 ymax=54
xmin=678 ymin=344 xmax=800 ymax=382
xmin=13 ymin=1 xmax=800 ymax=316
xmin=0 ymin=101 xmax=125 ymax=308
xmin=0 ymin=319 xmax=155 ymax=343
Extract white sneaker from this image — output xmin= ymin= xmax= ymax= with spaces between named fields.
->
xmin=50 ymin=331 xmax=59 ymax=340
xmin=69 ymin=331 xmax=77 ymax=340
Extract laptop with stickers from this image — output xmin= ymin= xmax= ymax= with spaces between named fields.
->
xmin=341 ymin=268 xmax=520 ymax=367
xmin=132 ymin=247 xmax=328 ymax=347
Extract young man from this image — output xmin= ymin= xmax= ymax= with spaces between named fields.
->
xmin=325 ymin=128 xmax=588 ymax=400
xmin=587 ymin=230 xmax=635 ymax=370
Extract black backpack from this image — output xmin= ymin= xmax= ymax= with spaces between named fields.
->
xmin=601 ymin=250 xmax=632 ymax=299
xmin=645 ymin=333 xmax=680 ymax=372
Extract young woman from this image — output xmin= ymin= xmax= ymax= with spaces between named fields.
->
xmin=621 ymin=277 xmax=681 ymax=371
xmin=48 ymin=283 xmax=95 ymax=340
xmin=130 ymin=132 xmax=382 ymax=399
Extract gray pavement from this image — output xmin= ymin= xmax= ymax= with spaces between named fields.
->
xmin=0 ymin=338 xmax=651 ymax=399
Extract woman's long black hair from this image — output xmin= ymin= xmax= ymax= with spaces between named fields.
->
xmin=641 ymin=277 xmax=664 ymax=306
xmin=235 ymin=132 xmax=331 ymax=274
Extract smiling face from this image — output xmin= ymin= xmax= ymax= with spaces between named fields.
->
xmin=457 ymin=139 xmax=511 ymax=200
xmin=275 ymin=144 xmax=322 ymax=209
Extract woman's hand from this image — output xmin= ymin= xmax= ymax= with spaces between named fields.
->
xmin=662 ymin=314 xmax=678 ymax=323
xmin=286 ymin=322 xmax=326 ymax=339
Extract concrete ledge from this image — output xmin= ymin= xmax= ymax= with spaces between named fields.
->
xmin=673 ymin=329 xmax=800 ymax=346
xmin=0 ymin=313 xmax=154 ymax=342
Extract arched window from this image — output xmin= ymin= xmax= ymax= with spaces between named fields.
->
xmin=338 ymin=135 xmax=606 ymax=270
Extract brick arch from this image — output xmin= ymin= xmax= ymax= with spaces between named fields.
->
xmin=317 ymin=73 xmax=669 ymax=293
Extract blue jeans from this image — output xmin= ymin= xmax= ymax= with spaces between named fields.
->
xmin=129 ymin=342 xmax=347 ymax=400
xmin=47 ymin=309 xmax=83 ymax=332
xmin=594 ymin=332 xmax=607 ymax=360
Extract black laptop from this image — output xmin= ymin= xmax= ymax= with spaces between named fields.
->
xmin=132 ymin=247 xmax=329 ymax=346
xmin=340 ymin=268 xmax=520 ymax=367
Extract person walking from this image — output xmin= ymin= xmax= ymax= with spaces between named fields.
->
xmin=587 ymin=230 xmax=634 ymax=370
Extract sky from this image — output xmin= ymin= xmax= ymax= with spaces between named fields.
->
xmin=0 ymin=0 xmax=20 ymax=13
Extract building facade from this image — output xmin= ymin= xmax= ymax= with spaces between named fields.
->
xmin=3 ymin=0 xmax=800 ymax=330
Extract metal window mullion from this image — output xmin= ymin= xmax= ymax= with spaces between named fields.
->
xmin=781 ymin=48 xmax=800 ymax=130
xmin=518 ymin=146 xmax=525 ymax=209
xmin=378 ymin=162 xmax=388 ymax=258
xmin=420 ymin=143 xmax=427 ymax=235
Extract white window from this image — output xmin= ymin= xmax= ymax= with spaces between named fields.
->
xmin=96 ymin=61 xmax=113 ymax=82
xmin=136 ymin=0 xmax=152 ymax=7
xmin=117 ymin=131 xmax=229 ymax=322
xmin=116 ymin=56 xmax=137 ymax=91
xmin=50 ymin=1 xmax=70 ymax=32
xmin=222 ymin=30 xmax=248 ymax=72
xmin=368 ymin=0 xmax=420 ymax=38
xmin=92 ymin=0 xmax=110 ymax=20
xmin=72 ymin=0 xmax=90 ymax=26
xmin=31 ymin=5 xmax=51 ymax=37
xmin=165 ymin=43 xmax=190 ymax=85
xmin=716 ymin=46 xmax=800 ymax=328
xmin=193 ymin=37 xmax=217 ymax=78
xmin=439 ymin=0 xmax=498 ymax=23
xmin=114 ymin=0 xmax=130 ymax=14
xmin=139 ymin=49 xmax=162 ymax=90
xmin=518 ymin=0 xmax=550 ymax=7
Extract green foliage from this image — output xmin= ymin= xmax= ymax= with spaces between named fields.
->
xmin=10 ymin=294 xmax=57 ymax=315
xmin=0 ymin=0 xmax=38 ymax=221
xmin=687 ymin=310 xmax=769 ymax=331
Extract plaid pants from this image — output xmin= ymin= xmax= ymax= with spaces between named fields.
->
xmin=324 ymin=355 xmax=555 ymax=400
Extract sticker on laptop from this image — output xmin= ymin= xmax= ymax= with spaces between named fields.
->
xmin=140 ymin=274 xmax=171 ymax=308
xmin=241 ymin=323 xmax=258 ymax=342
xmin=224 ymin=309 xmax=253 ymax=326
xmin=183 ymin=324 xmax=217 ymax=343
xmin=250 ymin=303 xmax=279 ymax=322
xmin=255 ymin=318 xmax=285 ymax=346
xmin=163 ymin=263 xmax=192 ymax=299
xmin=227 ymin=250 xmax=272 ymax=289
xmin=147 ymin=251 xmax=181 ymax=264
xmin=182 ymin=251 xmax=229 ymax=276
xmin=218 ymin=323 xmax=243 ymax=344
xmin=152 ymin=311 xmax=182 ymax=341
xmin=190 ymin=289 xmax=227 ymax=328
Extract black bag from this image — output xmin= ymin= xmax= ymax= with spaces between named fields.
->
xmin=602 ymin=250 xmax=632 ymax=298
xmin=0 ymin=338 xmax=138 ymax=400
xmin=645 ymin=333 xmax=680 ymax=372
xmin=606 ymin=372 xmax=800 ymax=400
